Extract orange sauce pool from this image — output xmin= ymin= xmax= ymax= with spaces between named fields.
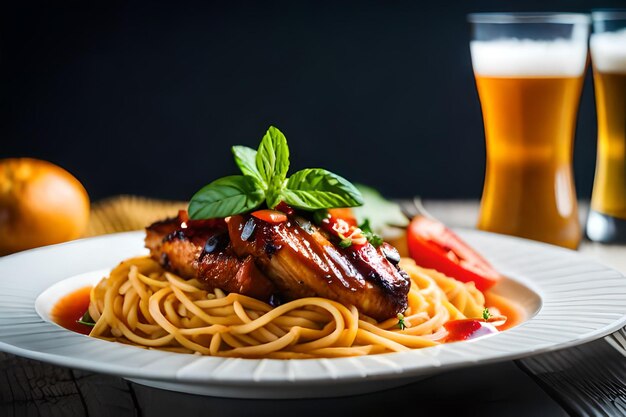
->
xmin=51 ymin=286 xmax=93 ymax=335
xmin=485 ymin=291 xmax=525 ymax=331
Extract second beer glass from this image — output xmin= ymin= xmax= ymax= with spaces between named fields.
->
xmin=469 ymin=13 xmax=590 ymax=249
xmin=586 ymin=11 xmax=626 ymax=243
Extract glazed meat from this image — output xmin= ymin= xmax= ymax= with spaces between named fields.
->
xmin=145 ymin=216 xmax=276 ymax=301
xmin=227 ymin=215 xmax=410 ymax=320
xmin=145 ymin=211 xmax=410 ymax=321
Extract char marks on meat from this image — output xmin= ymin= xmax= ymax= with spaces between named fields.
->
xmin=145 ymin=215 xmax=276 ymax=301
xmin=145 ymin=211 xmax=411 ymax=321
xmin=227 ymin=215 xmax=409 ymax=320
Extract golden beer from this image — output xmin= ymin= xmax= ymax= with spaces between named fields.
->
xmin=589 ymin=36 xmax=626 ymax=220
xmin=475 ymin=75 xmax=584 ymax=249
xmin=469 ymin=27 xmax=589 ymax=249
xmin=585 ymin=13 xmax=626 ymax=243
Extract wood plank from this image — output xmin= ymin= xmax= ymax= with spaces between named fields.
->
xmin=1 ymin=349 xmax=567 ymax=417
xmin=519 ymin=338 xmax=626 ymax=417
xmin=72 ymin=370 xmax=138 ymax=417
xmin=0 ymin=352 xmax=85 ymax=417
xmin=0 ymin=352 xmax=138 ymax=417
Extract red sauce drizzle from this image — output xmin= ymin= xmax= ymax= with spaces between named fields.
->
xmin=51 ymin=286 xmax=93 ymax=335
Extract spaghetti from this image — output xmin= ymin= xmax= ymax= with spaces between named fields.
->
xmin=86 ymin=256 xmax=490 ymax=358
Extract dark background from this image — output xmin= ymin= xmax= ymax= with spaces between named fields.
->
xmin=2 ymin=0 xmax=622 ymax=202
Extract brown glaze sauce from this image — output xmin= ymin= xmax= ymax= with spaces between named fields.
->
xmin=51 ymin=286 xmax=93 ymax=335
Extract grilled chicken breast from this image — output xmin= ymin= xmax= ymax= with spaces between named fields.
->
xmin=145 ymin=211 xmax=410 ymax=321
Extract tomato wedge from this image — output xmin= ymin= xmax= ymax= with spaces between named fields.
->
xmin=407 ymin=215 xmax=501 ymax=291
xmin=251 ymin=209 xmax=288 ymax=224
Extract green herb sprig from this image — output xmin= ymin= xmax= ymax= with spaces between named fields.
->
xmin=77 ymin=310 xmax=95 ymax=327
xmin=482 ymin=308 xmax=492 ymax=321
xmin=188 ymin=126 xmax=364 ymax=219
xmin=397 ymin=313 xmax=407 ymax=330
xmin=338 ymin=236 xmax=353 ymax=248
xmin=359 ymin=219 xmax=383 ymax=248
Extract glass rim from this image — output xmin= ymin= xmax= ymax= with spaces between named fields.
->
xmin=467 ymin=12 xmax=590 ymax=25
xmin=591 ymin=10 xmax=626 ymax=21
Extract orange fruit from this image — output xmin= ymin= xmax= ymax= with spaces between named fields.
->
xmin=0 ymin=158 xmax=90 ymax=255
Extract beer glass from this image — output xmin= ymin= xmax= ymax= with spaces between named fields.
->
xmin=469 ymin=13 xmax=590 ymax=249
xmin=586 ymin=11 xmax=626 ymax=243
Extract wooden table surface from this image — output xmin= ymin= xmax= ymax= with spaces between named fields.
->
xmin=1 ymin=200 xmax=624 ymax=417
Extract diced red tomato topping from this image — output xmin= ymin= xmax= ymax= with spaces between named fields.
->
xmin=327 ymin=208 xmax=358 ymax=228
xmin=252 ymin=209 xmax=288 ymax=224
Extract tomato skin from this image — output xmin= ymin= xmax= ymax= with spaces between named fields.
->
xmin=407 ymin=216 xmax=501 ymax=291
xmin=252 ymin=209 xmax=288 ymax=224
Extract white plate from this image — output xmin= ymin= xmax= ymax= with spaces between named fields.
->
xmin=1 ymin=230 xmax=625 ymax=399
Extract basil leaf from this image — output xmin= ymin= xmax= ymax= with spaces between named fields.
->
xmin=283 ymin=168 xmax=363 ymax=210
xmin=188 ymin=175 xmax=265 ymax=219
xmin=256 ymin=126 xmax=290 ymax=207
xmin=265 ymin=188 xmax=283 ymax=209
xmin=232 ymin=146 xmax=264 ymax=185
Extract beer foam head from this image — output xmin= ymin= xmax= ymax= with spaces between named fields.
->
xmin=591 ymin=29 xmax=626 ymax=74
xmin=470 ymin=39 xmax=587 ymax=76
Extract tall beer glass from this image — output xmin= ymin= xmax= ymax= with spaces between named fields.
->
xmin=586 ymin=11 xmax=626 ymax=243
xmin=469 ymin=13 xmax=590 ymax=249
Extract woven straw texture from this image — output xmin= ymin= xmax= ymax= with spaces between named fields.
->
xmin=84 ymin=195 xmax=186 ymax=237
